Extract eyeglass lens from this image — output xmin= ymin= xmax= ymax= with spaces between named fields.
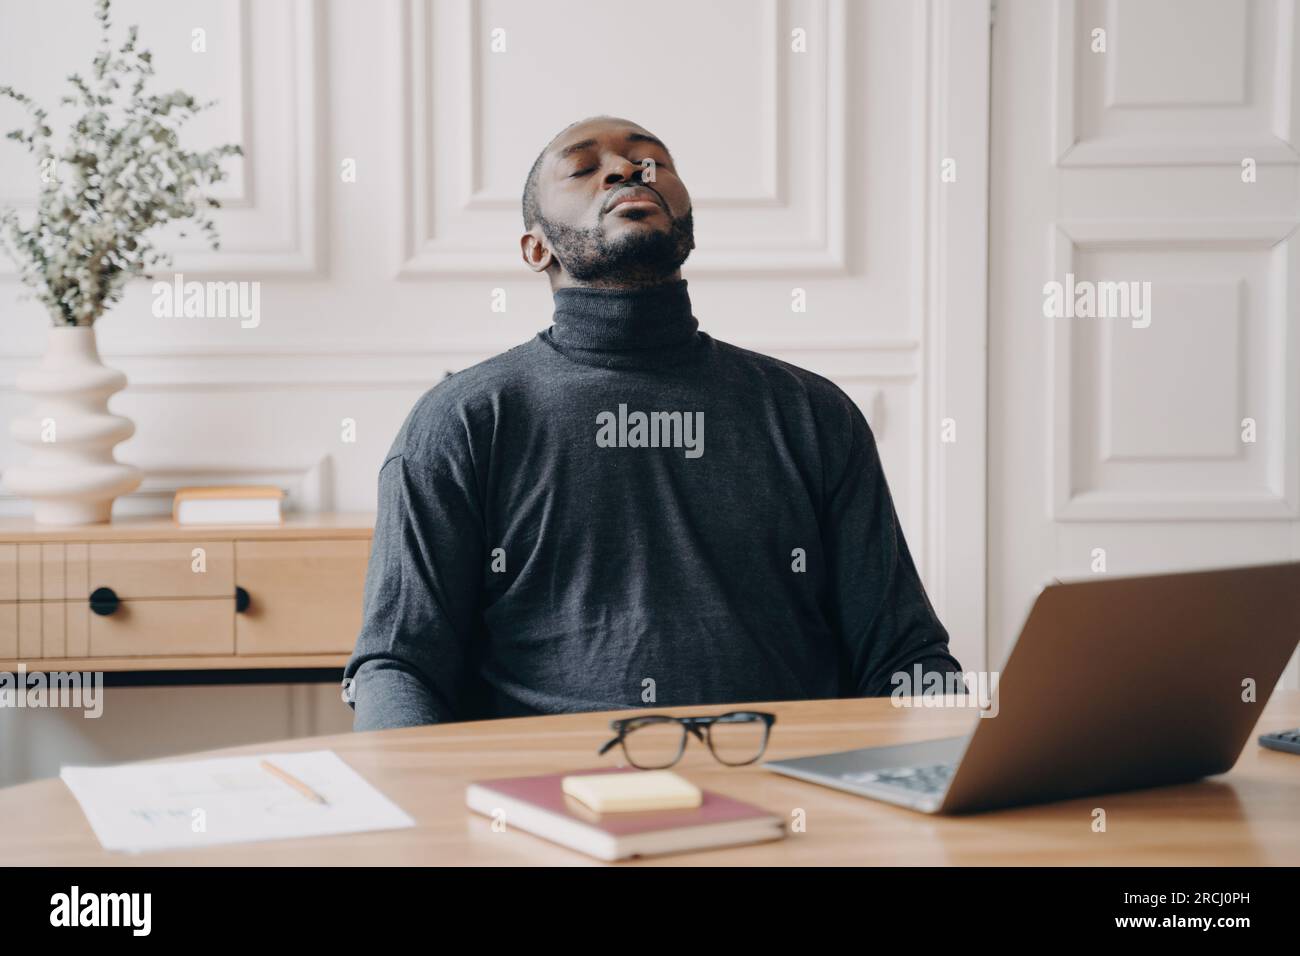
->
xmin=620 ymin=714 xmax=769 ymax=768
xmin=621 ymin=719 xmax=687 ymax=769
xmin=707 ymin=715 xmax=770 ymax=765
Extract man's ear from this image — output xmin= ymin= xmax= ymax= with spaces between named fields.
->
xmin=520 ymin=228 xmax=553 ymax=273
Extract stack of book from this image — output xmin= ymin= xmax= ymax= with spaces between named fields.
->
xmin=172 ymin=485 xmax=285 ymax=525
xmin=466 ymin=767 xmax=786 ymax=860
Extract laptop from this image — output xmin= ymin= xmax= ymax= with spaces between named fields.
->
xmin=764 ymin=562 xmax=1300 ymax=814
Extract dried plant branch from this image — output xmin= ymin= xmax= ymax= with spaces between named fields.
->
xmin=0 ymin=0 xmax=242 ymax=326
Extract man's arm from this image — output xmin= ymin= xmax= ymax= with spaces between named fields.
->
xmin=823 ymin=402 xmax=964 ymax=696
xmin=344 ymin=441 xmax=485 ymax=731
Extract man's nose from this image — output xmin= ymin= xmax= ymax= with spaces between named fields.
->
xmin=603 ymin=156 xmax=644 ymax=186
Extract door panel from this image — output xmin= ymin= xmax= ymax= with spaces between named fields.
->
xmin=989 ymin=0 xmax=1300 ymax=684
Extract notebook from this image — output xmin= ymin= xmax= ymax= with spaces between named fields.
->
xmin=466 ymin=766 xmax=786 ymax=861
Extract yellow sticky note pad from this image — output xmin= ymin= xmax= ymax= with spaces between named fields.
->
xmin=561 ymin=771 xmax=703 ymax=813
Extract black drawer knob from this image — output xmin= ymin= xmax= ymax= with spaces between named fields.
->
xmin=235 ymin=586 xmax=250 ymax=613
xmin=89 ymin=587 xmax=119 ymax=616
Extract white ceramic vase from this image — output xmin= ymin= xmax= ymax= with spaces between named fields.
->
xmin=3 ymin=325 xmax=142 ymax=524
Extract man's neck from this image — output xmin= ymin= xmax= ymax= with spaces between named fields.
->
xmin=547 ymin=277 xmax=698 ymax=355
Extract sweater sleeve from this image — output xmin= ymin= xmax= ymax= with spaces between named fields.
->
xmin=343 ymin=441 xmax=486 ymax=731
xmin=823 ymin=402 xmax=964 ymax=697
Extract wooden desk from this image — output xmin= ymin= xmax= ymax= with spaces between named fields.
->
xmin=2 ymin=692 xmax=1297 ymax=866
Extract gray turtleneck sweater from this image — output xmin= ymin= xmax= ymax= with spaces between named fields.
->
xmin=344 ymin=280 xmax=962 ymax=730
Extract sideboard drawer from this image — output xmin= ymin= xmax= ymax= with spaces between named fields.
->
xmin=1 ymin=599 xmax=89 ymax=660
xmin=0 ymin=603 xmax=16 ymax=658
xmin=89 ymin=598 xmax=235 ymax=657
xmin=235 ymin=539 xmax=370 ymax=655
xmin=0 ymin=543 xmax=16 ymax=602
xmin=0 ymin=513 xmax=374 ymax=670
xmin=88 ymin=541 xmax=234 ymax=599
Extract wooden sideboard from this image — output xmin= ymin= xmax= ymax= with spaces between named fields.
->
xmin=0 ymin=513 xmax=374 ymax=673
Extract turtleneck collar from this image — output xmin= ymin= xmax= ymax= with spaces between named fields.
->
xmin=549 ymin=279 xmax=699 ymax=351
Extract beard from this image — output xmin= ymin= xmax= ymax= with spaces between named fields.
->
xmin=539 ymin=208 xmax=694 ymax=286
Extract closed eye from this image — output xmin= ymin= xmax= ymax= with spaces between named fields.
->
xmin=569 ymin=167 xmax=596 ymax=177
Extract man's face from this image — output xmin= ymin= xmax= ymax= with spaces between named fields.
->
xmin=524 ymin=118 xmax=695 ymax=285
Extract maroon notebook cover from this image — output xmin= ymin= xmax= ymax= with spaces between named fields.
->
xmin=469 ymin=766 xmax=781 ymax=836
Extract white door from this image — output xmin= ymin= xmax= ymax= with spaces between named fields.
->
xmin=989 ymin=0 xmax=1300 ymax=685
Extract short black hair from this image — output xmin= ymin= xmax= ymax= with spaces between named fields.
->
xmin=521 ymin=116 xmax=613 ymax=230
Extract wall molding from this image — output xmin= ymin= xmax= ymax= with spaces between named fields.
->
xmin=395 ymin=0 xmax=848 ymax=276
xmin=178 ymin=0 xmax=324 ymax=274
xmin=0 ymin=341 xmax=922 ymax=392
xmin=0 ymin=0 xmax=324 ymax=277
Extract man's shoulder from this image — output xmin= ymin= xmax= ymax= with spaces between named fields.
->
xmin=394 ymin=336 xmax=545 ymax=456
xmin=710 ymin=336 xmax=859 ymax=415
xmin=414 ymin=336 xmax=542 ymax=408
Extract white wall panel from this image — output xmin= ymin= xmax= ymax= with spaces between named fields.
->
xmin=398 ymin=0 xmax=847 ymax=275
xmin=0 ymin=0 xmax=322 ymax=274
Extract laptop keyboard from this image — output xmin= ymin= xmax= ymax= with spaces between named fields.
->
xmin=839 ymin=762 xmax=956 ymax=795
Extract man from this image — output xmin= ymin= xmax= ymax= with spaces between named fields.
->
xmin=344 ymin=116 xmax=962 ymax=730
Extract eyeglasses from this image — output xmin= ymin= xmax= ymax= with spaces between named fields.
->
xmin=597 ymin=711 xmax=777 ymax=769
